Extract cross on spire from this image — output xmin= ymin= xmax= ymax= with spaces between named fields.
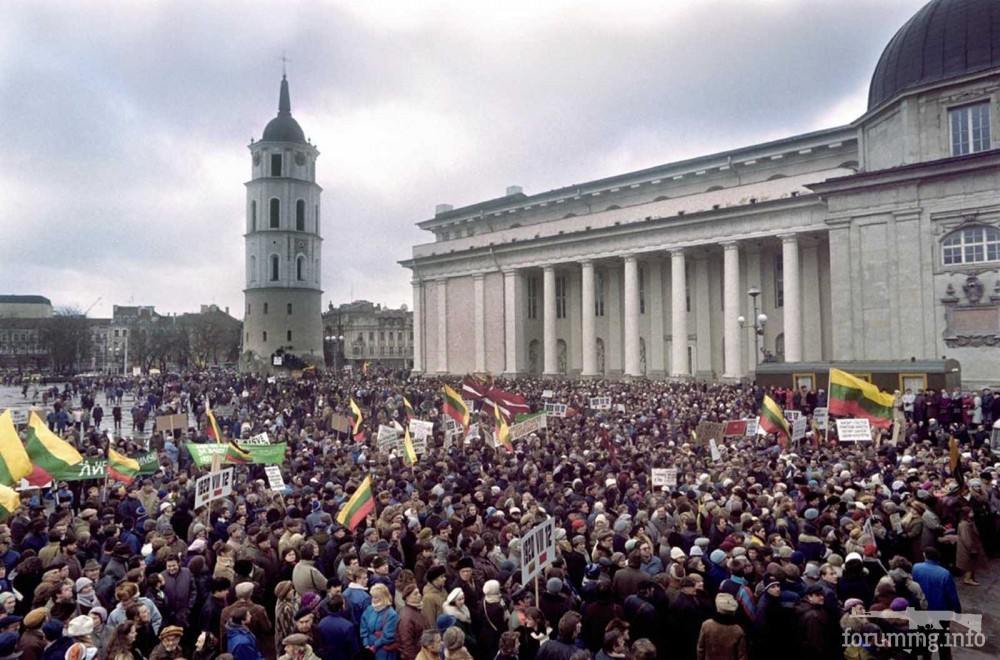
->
xmin=279 ymin=51 xmax=291 ymax=78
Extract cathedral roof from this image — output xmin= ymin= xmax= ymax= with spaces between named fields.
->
xmin=261 ymin=75 xmax=306 ymax=144
xmin=868 ymin=0 xmax=1000 ymax=110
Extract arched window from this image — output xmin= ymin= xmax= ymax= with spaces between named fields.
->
xmin=942 ymin=225 xmax=1000 ymax=265
xmin=250 ymin=256 xmax=256 ymax=281
xmin=296 ymin=200 xmax=305 ymax=231
xmin=251 ymin=200 xmax=257 ymax=231
xmin=270 ymin=254 xmax=280 ymax=281
xmin=296 ymin=255 xmax=305 ymax=281
xmin=775 ymin=333 xmax=785 ymax=361
xmin=269 ymin=198 xmax=280 ymax=229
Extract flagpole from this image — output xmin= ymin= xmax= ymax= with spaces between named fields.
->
xmin=824 ymin=368 xmax=832 ymax=446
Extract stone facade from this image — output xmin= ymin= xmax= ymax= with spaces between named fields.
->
xmin=322 ymin=300 xmax=414 ymax=370
xmin=401 ymin=3 xmax=1000 ymax=387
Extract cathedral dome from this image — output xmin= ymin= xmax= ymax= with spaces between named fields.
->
xmin=868 ymin=0 xmax=1000 ymax=111
xmin=261 ymin=75 xmax=306 ymax=144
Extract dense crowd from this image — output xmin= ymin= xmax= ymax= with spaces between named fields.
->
xmin=0 ymin=369 xmax=996 ymax=660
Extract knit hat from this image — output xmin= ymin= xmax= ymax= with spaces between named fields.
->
xmin=445 ymin=588 xmax=464 ymax=605
xmin=159 ymin=626 xmax=183 ymax=640
xmin=690 ymin=546 xmax=704 ymax=558
xmin=89 ymin=607 xmax=107 ymax=624
xmin=890 ymin=597 xmax=909 ymax=612
xmin=456 ymin=556 xmax=474 ymax=571
xmin=300 ymin=592 xmax=321 ymax=611
xmin=274 ymin=581 xmax=294 ymax=600
xmin=845 ymin=552 xmax=863 ymax=564
xmin=546 ymin=577 xmax=563 ymax=595
xmin=709 ymin=549 xmax=727 ymax=565
xmin=75 ymin=577 xmax=93 ymax=593
xmin=436 ymin=614 xmax=457 ymax=631
xmin=715 ymin=593 xmax=738 ymax=614
xmin=669 ymin=547 xmax=686 ymax=561
xmin=844 ymin=598 xmax=864 ymax=611
xmin=483 ymin=580 xmax=501 ymax=604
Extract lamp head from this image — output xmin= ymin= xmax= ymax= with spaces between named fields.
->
xmin=737 ymin=315 xmax=746 ymax=327
xmin=747 ymin=286 xmax=761 ymax=299
xmin=757 ymin=313 xmax=768 ymax=325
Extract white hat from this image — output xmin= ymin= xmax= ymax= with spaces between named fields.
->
xmin=845 ymin=552 xmax=863 ymax=564
xmin=67 ymin=614 xmax=94 ymax=637
xmin=670 ymin=547 xmax=686 ymax=561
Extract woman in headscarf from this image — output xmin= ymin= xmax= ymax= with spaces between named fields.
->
xmin=441 ymin=589 xmax=476 ymax=657
xmin=360 ymin=583 xmax=400 ymax=660
xmin=75 ymin=577 xmax=99 ymax=615
xmin=476 ymin=580 xmax=507 ymax=660
xmin=274 ymin=580 xmax=300 ymax=646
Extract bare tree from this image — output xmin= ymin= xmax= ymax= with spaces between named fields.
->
xmin=41 ymin=306 xmax=92 ymax=374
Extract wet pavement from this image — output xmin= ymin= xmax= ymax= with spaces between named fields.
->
xmin=953 ymin=557 xmax=1000 ymax=659
xmin=0 ymin=383 xmax=152 ymax=439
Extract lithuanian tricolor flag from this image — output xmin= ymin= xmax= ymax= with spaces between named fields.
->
xmin=107 ymin=448 xmax=140 ymax=485
xmin=828 ymin=368 xmax=895 ymax=428
xmin=0 ymin=410 xmax=32 ymax=486
xmin=349 ymin=398 xmax=365 ymax=442
xmin=25 ymin=411 xmax=82 ymax=485
xmin=403 ymin=396 xmax=415 ymax=423
xmin=758 ymin=395 xmax=791 ymax=447
xmin=206 ymin=408 xmax=224 ymax=441
xmin=0 ymin=484 xmax=19 ymax=522
xmin=494 ymin=402 xmax=512 ymax=454
xmin=443 ymin=385 xmax=469 ymax=429
xmin=336 ymin=475 xmax=374 ymax=531
xmin=225 ymin=440 xmax=252 ymax=464
xmin=402 ymin=428 xmax=417 ymax=466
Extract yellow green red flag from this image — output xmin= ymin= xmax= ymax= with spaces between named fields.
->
xmin=0 ymin=410 xmax=32 ymax=486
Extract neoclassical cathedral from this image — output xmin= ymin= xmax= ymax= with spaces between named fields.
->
xmin=402 ymin=0 xmax=1000 ymax=387
xmin=242 ymin=75 xmax=324 ymax=371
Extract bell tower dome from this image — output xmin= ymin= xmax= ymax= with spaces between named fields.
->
xmin=241 ymin=74 xmax=324 ymax=371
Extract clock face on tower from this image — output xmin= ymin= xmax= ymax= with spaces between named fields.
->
xmin=295 ymin=239 xmax=307 ymax=251
xmin=295 ymin=152 xmax=306 ymax=166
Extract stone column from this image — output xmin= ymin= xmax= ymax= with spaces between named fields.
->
xmin=722 ymin=242 xmax=743 ymax=380
xmin=436 ymin=278 xmax=448 ymax=374
xmin=647 ymin=259 xmax=665 ymax=377
xmin=411 ymin=280 xmax=423 ymax=373
xmin=473 ymin=274 xmax=486 ymax=373
xmin=543 ymin=266 xmax=558 ymax=376
xmin=828 ymin=222 xmax=854 ymax=360
xmin=503 ymin=269 xmax=520 ymax=375
xmin=670 ymin=249 xmax=688 ymax=377
xmin=694 ymin=256 xmax=712 ymax=377
xmin=580 ymin=261 xmax=598 ymax=377
xmin=623 ymin=255 xmax=641 ymax=377
xmin=800 ymin=240 xmax=823 ymax=361
xmin=780 ymin=233 xmax=802 ymax=362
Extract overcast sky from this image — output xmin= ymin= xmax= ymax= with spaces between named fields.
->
xmin=0 ymin=0 xmax=928 ymax=319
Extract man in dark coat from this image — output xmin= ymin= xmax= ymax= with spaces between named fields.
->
xmin=316 ymin=594 xmax=359 ymax=660
xmin=161 ymin=556 xmax=196 ymax=627
xmin=671 ymin=577 xmax=712 ymax=660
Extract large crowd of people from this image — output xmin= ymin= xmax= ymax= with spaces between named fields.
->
xmin=0 ymin=369 xmax=996 ymax=660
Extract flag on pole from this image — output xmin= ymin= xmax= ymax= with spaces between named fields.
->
xmin=402 ymin=428 xmax=417 ymax=465
xmin=107 ymin=448 xmax=140 ymax=485
xmin=403 ymin=396 xmax=415 ymax=423
xmin=443 ymin=385 xmax=470 ymax=428
xmin=462 ymin=375 xmax=490 ymax=401
xmin=336 ymin=476 xmax=375 ymax=531
xmin=25 ymin=411 xmax=83 ymax=486
xmin=205 ymin=408 xmax=224 ymax=441
xmin=349 ymin=398 xmax=365 ymax=442
xmin=0 ymin=410 xmax=32 ymax=486
xmin=225 ymin=440 xmax=252 ymax=465
xmin=757 ymin=395 xmax=791 ymax=448
xmin=828 ymin=368 xmax=895 ymax=428
xmin=493 ymin=403 xmax=513 ymax=454
xmin=0 ymin=484 xmax=19 ymax=522
xmin=485 ymin=387 xmax=530 ymax=423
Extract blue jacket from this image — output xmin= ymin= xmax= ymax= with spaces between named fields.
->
xmin=226 ymin=621 xmax=265 ymax=660
xmin=344 ymin=586 xmax=372 ymax=626
xmin=317 ymin=612 xmax=360 ymax=660
xmin=912 ymin=560 xmax=961 ymax=613
xmin=360 ymin=605 xmax=400 ymax=660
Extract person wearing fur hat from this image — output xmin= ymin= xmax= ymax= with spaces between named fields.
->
xmin=148 ymin=625 xmax=184 ymax=660
xmin=441 ymin=589 xmax=475 ymax=656
xmin=420 ymin=566 xmax=448 ymax=628
xmin=696 ymin=593 xmax=746 ymax=660
xmin=476 ymin=580 xmax=507 ymax=660
xmin=396 ymin=583 xmax=427 ymax=660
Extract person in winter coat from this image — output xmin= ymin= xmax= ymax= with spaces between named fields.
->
xmin=415 ymin=629 xmax=442 ymax=660
xmin=16 ymin=608 xmax=47 ymax=660
xmin=441 ymin=588 xmax=476 ymax=657
xmin=292 ymin=543 xmax=328 ymax=596
xmin=149 ymin=625 xmax=185 ymax=660
xmin=278 ymin=632 xmax=322 ymax=660
xmin=535 ymin=612 xmax=581 ymax=660
xmin=957 ymin=507 xmax=986 ymax=585
xmin=442 ymin=626 xmax=474 ymax=660
xmin=420 ymin=566 xmax=448 ymax=630
xmin=580 ymin=581 xmax=622 ymax=653
xmin=837 ymin=554 xmax=873 ymax=608
xmin=161 ymin=556 xmax=196 ymax=628
xmin=476 ymin=580 xmax=507 ymax=660
xmin=274 ymin=581 xmax=301 ymax=649
xmin=794 ymin=585 xmax=834 ymax=660
xmin=361 ymin=584 xmax=400 ymax=660
xmin=671 ymin=577 xmax=712 ymax=660
xmin=396 ymin=584 xmax=428 ymax=660
xmin=752 ymin=579 xmax=790 ymax=660
xmin=537 ymin=578 xmax=572 ymax=631
xmin=344 ymin=566 xmax=372 ymax=627
xmin=315 ymin=594 xmax=358 ymax=660
xmin=226 ymin=607 xmax=266 ymax=660
xmin=697 ymin=593 xmax=747 ymax=660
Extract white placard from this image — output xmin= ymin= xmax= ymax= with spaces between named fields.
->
xmin=589 ymin=396 xmax=612 ymax=410
xmin=509 ymin=413 xmax=547 ymax=441
xmin=784 ymin=410 xmax=802 ymax=422
xmin=745 ymin=418 xmax=759 ymax=437
xmin=377 ymin=425 xmax=400 ymax=452
xmin=614 ymin=403 xmax=626 ymax=413
xmin=408 ymin=419 xmax=434 ymax=439
xmin=244 ymin=432 xmax=270 ymax=446
xmin=651 ymin=468 xmax=677 ymax=488
xmin=813 ymin=407 xmax=828 ymax=431
xmin=520 ymin=517 xmax=556 ymax=585
xmin=264 ymin=465 xmax=285 ymax=492
xmin=544 ymin=402 xmax=567 ymax=418
xmin=541 ymin=389 xmax=554 ymax=399
xmin=791 ymin=417 xmax=808 ymax=442
xmin=410 ymin=435 xmax=428 ymax=456
xmin=195 ymin=468 xmax=233 ymax=509
xmin=465 ymin=423 xmax=481 ymax=442
xmin=709 ymin=438 xmax=722 ymax=461
xmin=836 ymin=418 xmax=872 ymax=442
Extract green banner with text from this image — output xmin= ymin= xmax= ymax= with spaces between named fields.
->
xmin=184 ymin=442 xmax=286 ymax=467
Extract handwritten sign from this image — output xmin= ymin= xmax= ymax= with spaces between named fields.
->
xmin=509 ymin=413 xmax=547 ymax=441
xmin=651 ymin=468 xmax=677 ymax=489
xmin=745 ymin=418 xmax=759 ymax=436
xmin=244 ymin=432 xmax=270 ymax=446
xmin=813 ymin=407 xmax=828 ymax=431
xmin=784 ymin=409 xmax=802 ymax=422
xmin=791 ymin=417 xmax=808 ymax=442
xmin=694 ymin=421 xmax=725 ymax=445
xmin=377 ymin=425 xmax=400 ymax=453
xmin=408 ymin=419 xmax=434 ymax=439
xmin=541 ymin=389 xmax=554 ymax=399
xmin=520 ymin=517 xmax=556 ymax=585
xmin=836 ymin=418 xmax=872 ymax=442
xmin=195 ymin=468 xmax=233 ymax=509
xmin=264 ymin=465 xmax=285 ymax=492
xmin=544 ymin=402 xmax=567 ymax=418
xmin=589 ymin=396 xmax=612 ymax=410
xmin=331 ymin=413 xmax=352 ymax=434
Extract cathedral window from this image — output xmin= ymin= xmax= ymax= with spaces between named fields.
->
xmin=270 ymin=153 xmax=282 ymax=177
xmin=774 ymin=254 xmax=784 ymax=307
xmin=296 ymin=255 xmax=305 ymax=281
xmin=296 ymin=200 xmax=305 ymax=231
xmin=555 ymin=276 xmax=567 ymax=319
xmin=251 ymin=200 xmax=257 ymax=231
xmin=638 ymin=264 xmax=646 ymax=314
xmin=269 ymin=199 xmax=280 ymax=229
xmin=270 ymin=255 xmax=279 ymax=281
xmin=287 ymin=330 xmax=292 ymax=341
xmin=287 ymin=303 xmax=292 ymax=315
xmin=950 ymin=102 xmax=991 ymax=156
xmin=595 ymin=270 xmax=605 ymax=317
xmin=942 ymin=225 xmax=1000 ymax=265
xmin=526 ymin=277 xmax=538 ymax=320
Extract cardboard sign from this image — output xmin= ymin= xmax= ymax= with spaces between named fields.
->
xmin=836 ymin=418 xmax=872 ymax=442
xmin=443 ymin=418 xmax=462 ymax=443
xmin=195 ymin=467 xmax=233 ymax=509
xmin=544 ymin=402 xmax=567 ymax=418
xmin=155 ymin=413 xmax=188 ymax=433
xmin=264 ymin=465 xmax=285 ymax=492
xmin=589 ymin=396 xmax=612 ymax=410
xmin=520 ymin=517 xmax=556 ymax=585
xmin=709 ymin=438 xmax=722 ymax=461
xmin=509 ymin=413 xmax=547 ymax=441
xmin=784 ymin=409 xmax=802 ymax=422
xmin=651 ymin=468 xmax=677 ymax=489
xmin=331 ymin=414 xmax=352 ymax=434
xmin=377 ymin=425 xmax=400 ymax=453
xmin=541 ymin=389 xmax=554 ymax=399
xmin=465 ymin=424 xmax=481 ymax=442
xmin=244 ymin=432 xmax=271 ymax=446
xmin=723 ymin=420 xmax=747 ymax=437
xmin=813 ymin=407 xmax=829 ymax=431
xmin=410 ymin=435 xmax=428 ymax=456
xmin=745 ymin=418 xmax=759 ymax=436
xmin=408 ymin=419 xmax=434 ymax=439
xmin=614 ymin=403 xmax=626 ymax=413
xmin=695 ymin=421 xmax=725 ymax=444
xmin=791 ymin=417 xmax=808 ymax=442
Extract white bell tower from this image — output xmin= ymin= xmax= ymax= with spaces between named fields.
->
xmin=242 ymin=74 xmax=324 ymax=371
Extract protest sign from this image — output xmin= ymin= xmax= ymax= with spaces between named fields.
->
xmin=745 ymin=418 xmax=759 ymax=436
xmin=589 ymin=396 xmax=612 ymax=410
xmin=377 ymin=425 xmax=400 ymax=453
xmin=155 ymin=413 xmax=188 ymax=435
xmin=694 ymin=421 xmax=725 ymax=445
xmin=520 ymin=517 xmax=556 ymax=585
xmin=541 ymin=389 xmax=554 ymax=399
xmin=836 ymin=418 xmax=872 ymax=442
xmin=264 ymin=465 xmax=285 ymax=492
xmin=195 ymin=468 xmax=233 ymax=509
xmin=410 ymin=435 xmax=428 ymax=456
xmin=651 ymin=468 xmax=677 ymax=489
xmin=784 ymin=409 xmax=802 ymax=422
xmin=331 ymin=414 xmax=352 ymax=434
xmin=185 ymin=443 xmax=286 ymax=467
xmin=465 ymin=424 xmax=481 ymax=442
xmin=791 ymin=417 xmax=808 ymax=442
xmin=408 ymin=419 xmax=434 ymax=439
xmin=614 ymin=403 xmax=626 ymax=413
xmin=709 ymin=438 xmax=722 ymax=461
xmin=813 ymin=407 xmax=829 ymax=431
xmin=723 ymin=420 xmax=747 ymax=438
xmin=244 ymin=432 xmax=271 ymax=446
xmin=509 ymin=413 xmax=547 ymax=441
xmin=543 ymin=402 xmax=567 ymax=418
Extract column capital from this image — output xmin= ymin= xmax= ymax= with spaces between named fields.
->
xmin=721 ymin=240 xmax=740 ymax=250
xmin=668 ymin=247 xmax=685 ymax=257
xmin=778 ymin=232 xmax=799 ymax=244
xmin=542 ymin=264 xmax=556 ymax=273
xmin=578 ymin=259 xmax=593 ymax=267
xmin=473 ymin=273 xmax=486 ymax=282
xmin=623 ymin=254 xmax=638 ymax=264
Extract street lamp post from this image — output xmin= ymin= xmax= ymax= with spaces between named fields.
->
xmin=325 ymin=334 xmax=344 ymax=372
xmin=738 ymin=286 xmax=768 ymax=368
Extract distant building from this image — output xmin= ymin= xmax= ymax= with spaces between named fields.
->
xmin=0 ymin=295 xmax=53 ymax=319
xmin=323 ymin=301 xmax=413 ymax=370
